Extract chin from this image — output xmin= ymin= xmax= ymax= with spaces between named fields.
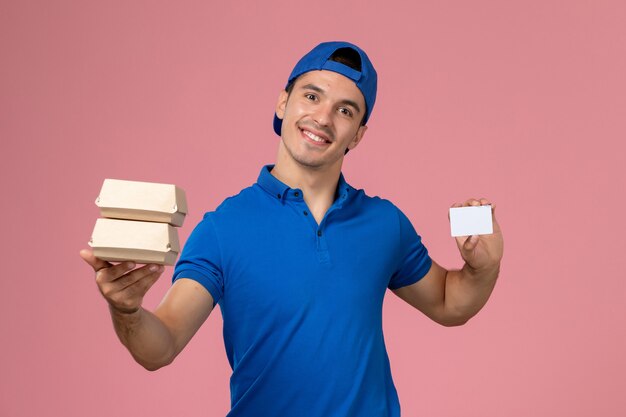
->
xmin=282 ymin=136 xmax=343 ymax=170
xmin=292 ymin=155 xmax=327 ymax=169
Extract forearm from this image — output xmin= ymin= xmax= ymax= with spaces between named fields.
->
xmin=442 ymin=262 xmax=500 ymax=325
xmin=109 ymin=305 xmax=177 ymax=371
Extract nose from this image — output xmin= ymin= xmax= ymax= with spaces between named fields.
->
xmin=312 ymin=103 xmax=333 ymax=127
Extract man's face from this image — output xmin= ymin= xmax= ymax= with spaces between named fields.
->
xmin=275 ymin=70 xmax=367 ymax=171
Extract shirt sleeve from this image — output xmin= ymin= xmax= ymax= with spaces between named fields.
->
xmin=172 ymin=213 xmax=224 ymax=307
xmin=388 ymin=206 xmax=432 ymax=290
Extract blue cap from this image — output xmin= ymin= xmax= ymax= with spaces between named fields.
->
xmin=273 ymin=41 xmax=378 ymax=136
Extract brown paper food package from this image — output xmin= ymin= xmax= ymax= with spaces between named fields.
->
xmin=96 ymin=179 xmax=188 ymax=227
xmin=89 ymin=218 xmax=181 ymax=265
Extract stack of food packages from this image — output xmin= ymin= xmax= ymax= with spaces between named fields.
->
xmin=89 ymin=179 xmax=187 ymax=266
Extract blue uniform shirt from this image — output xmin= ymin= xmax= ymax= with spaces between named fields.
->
xmin=173 ymin=165 xmax=432 ymax=417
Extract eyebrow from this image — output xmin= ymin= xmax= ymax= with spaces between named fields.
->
xmin=300 ymin=83 xmax=362 ymax=115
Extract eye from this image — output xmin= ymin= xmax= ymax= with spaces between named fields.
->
xmin=305 ymin=93 xmax=317 ymax=101
xmin=339 ymin=107 xmax=353 ymax=117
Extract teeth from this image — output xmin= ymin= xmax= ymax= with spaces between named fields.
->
xmin=303 ymin=130 xmax=327 ymax=143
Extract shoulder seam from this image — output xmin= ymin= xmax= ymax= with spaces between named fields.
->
xmin=205 ymin=213 xmax=225 ymax=285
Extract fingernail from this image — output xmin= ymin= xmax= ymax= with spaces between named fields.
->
xmin=127 ymin=262 xmax=135 ymax=269
xmin=149 ymin=264 xmax=158 ymax=272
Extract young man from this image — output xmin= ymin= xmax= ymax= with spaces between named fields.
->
xmin=80 ymin=41 xmax=503 ymax=417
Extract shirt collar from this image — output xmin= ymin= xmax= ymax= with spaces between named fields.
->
xmin=257 ymin=164 xmax=291 ymax=201
xmin=256 ymin=164 xmax=355 ymax=206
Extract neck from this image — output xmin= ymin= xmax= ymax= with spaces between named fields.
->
xmin=270 ymin=142 xmax=343 ymax=209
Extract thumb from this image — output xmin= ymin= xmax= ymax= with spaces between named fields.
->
xmin=462 ymin=235 xmax=479 ymax=252
xmin=79 ymin=248 xmax=112 ymax=272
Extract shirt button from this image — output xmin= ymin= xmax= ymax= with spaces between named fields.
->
xmin=294 ymin=191 xmax=299 ymax=197
xmin=317 ymin=230 xmax=322 ymax=237
xmin=303 ymin=211 xmax=308 ymax=216
xmin=277 ymin=193 xmax=281 ymax=199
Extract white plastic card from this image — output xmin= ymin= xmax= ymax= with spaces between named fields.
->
xmin=449 ymin=205 xmax=493 ymax=237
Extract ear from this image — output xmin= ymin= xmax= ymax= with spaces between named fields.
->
xmin=275 ymin=90 xmax=289 ymax=120
xmin=347 ymin=125 xmax=368 ymax=151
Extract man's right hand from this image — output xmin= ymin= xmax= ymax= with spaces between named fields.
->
xmin=79 ymin=248 xmax=214 ymax=370
xmin=79 ymin=249 xmax=164 ymax=314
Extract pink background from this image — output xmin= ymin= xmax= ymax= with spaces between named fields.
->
xmin=1 ymin=1 xmax=625 ymax=416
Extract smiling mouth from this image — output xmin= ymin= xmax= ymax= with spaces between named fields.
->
xmin=300 ymin=128 xmax=331 ymax=144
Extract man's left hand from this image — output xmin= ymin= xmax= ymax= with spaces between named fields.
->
xmin=450 ymin=198 xmax=503 ymax=272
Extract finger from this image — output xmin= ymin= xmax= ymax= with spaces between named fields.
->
xmin=463 ymin=235 xmax=479 ymax=251
xmin=455 ymin=234 xmax=476 ymax=251
xmin=100 ymin=265 xmax=164 ymax=306
xmin=491 ymin=206 xmax=501 ymax=233
xmin=448 ymin=202 xmax=463 ymax=220
xmin=454 ymin=235 xmax=467 ymax=247
xmin=479 ymin=198 xmax=491 ymax=206
xmin=114 ymin=267 xmax=164 ymax=303
xmin=454 ymin=234 xmax=475 ymax=248
xmin=130 ymin=267 xmax=164 ymax=296
xmin=79 ymin=249 xmax=113 ymax=272
xmin=491 ymin=203 xmax=497 ymax=218
xmin=463 ymin=198 xmax=480 ymax=207
xmin=115 ymin=264 xmax=164 ymax=291
xmin=97 ymin=261 xmax=137 ymax=284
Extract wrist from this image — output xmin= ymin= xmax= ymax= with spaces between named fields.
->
xmin=463 ymin=261 xmax=500 ymax=279
xmin=109 ymin=304 xmax=142 ymax=317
